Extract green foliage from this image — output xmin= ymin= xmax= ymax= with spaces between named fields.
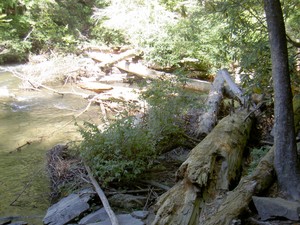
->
xmin=142 ymin=8 xmax=225 ymax=73
xmin=78 ymin=78 xmax=199 ymax=185
xmin=78 ymin=118 xmax=157 ymax=185
xmin=247 ymin=146 xmax=270 ymax=174
xmin=90 ymin=25 xmax=128 ymax=46
xmin=0 ymin=0 xmax=108 ymax=63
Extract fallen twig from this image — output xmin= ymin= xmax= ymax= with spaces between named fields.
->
xmin=84 ymin=163 xmax=119 ymax=225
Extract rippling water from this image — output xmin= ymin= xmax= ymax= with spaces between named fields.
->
xmin=0 ymin=71 xmax=102 ymax=224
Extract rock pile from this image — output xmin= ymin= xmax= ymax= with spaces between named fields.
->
xmin=0 ymin=188 xmax=150 ymax=225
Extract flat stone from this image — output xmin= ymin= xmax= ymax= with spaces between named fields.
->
xmin=252 ymin=196 xmax=300 ymax=221
xmin=0 ymin=217 xmax=11 ymax=225
xmin=88 ymin=214 xmax=144 ymax=225
xmin=131 ymin=211 xmax=149 ymax=220
xmin=79 ymin=208 xmax=108 ymax=224
xmin=43 ymin=189 xmax=94 ymax=225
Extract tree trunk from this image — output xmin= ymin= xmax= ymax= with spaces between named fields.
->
xmin=264 ymin=0 xmax=300 ymax=200
xmin=151 ymin=110 xmax=253 ymax=225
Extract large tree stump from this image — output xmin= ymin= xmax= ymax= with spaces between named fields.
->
xmin=152 ymin=110 xmax=253 ymax=225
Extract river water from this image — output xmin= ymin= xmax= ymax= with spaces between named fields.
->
xmin=0 ymin=71 xmax=103 ymax=223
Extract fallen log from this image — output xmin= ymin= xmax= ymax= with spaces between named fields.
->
xmin=88 ymin=49 xmax=139 ymax=67
xmin=152 ymin=110 xmax=253 ymax=225
xmin=202 ymin=148 xmax=274 ymax=225
xmin=195 ymin=69 xmax=247 ymax=137
xmin=115 ymin=61 xmax=211 ymax=92
xmin=194 ymin=70 xmax=225 ymax=136
xmin=77 ymin=82 xmax=113 ymax=93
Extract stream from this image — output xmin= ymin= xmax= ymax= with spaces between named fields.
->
xmin=0 ymin=70 xmax=103 ymax=224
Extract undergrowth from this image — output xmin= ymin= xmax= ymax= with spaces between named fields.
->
xmin=77 ymin=77 xmax=203 ymax=186
xmin=247 ymin=146 xmax=270 ymax=174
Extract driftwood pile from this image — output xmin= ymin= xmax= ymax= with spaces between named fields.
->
xmin=46 ymin=144 xmax=88 ymax=201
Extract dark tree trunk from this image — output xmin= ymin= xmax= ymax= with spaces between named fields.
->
xmin=264 ymin=0 xmax=300 ymax=200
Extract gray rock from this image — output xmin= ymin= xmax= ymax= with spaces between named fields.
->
xmin=252 ymin=196 xmax=300 ymax=221
xmin=0 ymin=217 xmax=11 ymax=225
xmin=79 ymin=208 xmax=108 ymax=224
xmin=88 ymin=214 xmax=144 ymax=225
xmin=43 ymin=188 xmax=94 ymax=225
xmin=131 ymin=211 xmax=149 ymax=220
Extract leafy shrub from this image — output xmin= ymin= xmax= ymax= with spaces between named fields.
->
xmin=90 ymin=24 xmax=128 ymax=46
xmin=78 ymin=118 xmax=157 ymax=185
xmin=78 ymin=77 xmax=201 ymax=185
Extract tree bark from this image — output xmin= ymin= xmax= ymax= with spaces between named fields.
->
xmin=264 ymin=0 xmax=300 ymax=200
xmin=151 ymin=110 xmax=253 ymax=225
xmin=203 ymin=149 xmax=275 ymax=225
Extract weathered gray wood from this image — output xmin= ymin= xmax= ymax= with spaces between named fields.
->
xmin=194 ymin=69 xmax=225 ymax=136
xmin=115 ymin=61 xmax=211 ymax=92
xmin=202 ymin=148 xmax=274 ymax=225
xmin=222 ymin=69 xmax=245 ymax=104
xmin=85 ymin=164 xmax=120 ymax=225
xmin=195 ymin=69 xmax=247 ymax=137
xmin=152 ymin=110 xmax=253 ymax=225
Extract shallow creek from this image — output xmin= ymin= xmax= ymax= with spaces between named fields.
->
xmin=0 ymin=71 xmax=103 ymax=223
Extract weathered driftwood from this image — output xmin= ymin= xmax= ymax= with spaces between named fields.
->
xmin=116 ymin=61 xmax=211 ymax=92
xmin=85 ymin=163 xmax=120 ymax=225
xmin=152 ymin=110 xmax=253 ymax=225
xmin=78 ymin=82 xmax=113 ymax=93
xmin=195 ymin=69 xmax=247 ymax=137
xmin=88 ymin=49 xmax=138 ymax=67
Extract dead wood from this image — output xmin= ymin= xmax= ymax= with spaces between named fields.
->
xmin=85 ymin=163 xmax=120 ymax=225
xmin=115 ymin=61 xmax=211 ymax=92
xmin=194 ymin=69 xmax=225 ymax=136
xmin=195 ymin=69 xmax=247 ymax=137
xmin=202 ymin=148 xmax=275 ymax=225
xmin=152 ymin=110 xmax=253 ymax=225
xmin=88 ymin=49 xmax=139 ymax=67
xmin=46 ymin=145 xmax=88 ymax=200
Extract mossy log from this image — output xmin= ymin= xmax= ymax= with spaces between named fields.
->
xmin=202 ymin=149 xmax=275 ymax=225
xmin=199 ymin=93 xmax=300 ymax=224
xmin=152 ymin=110 xmax=253 ymax=225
